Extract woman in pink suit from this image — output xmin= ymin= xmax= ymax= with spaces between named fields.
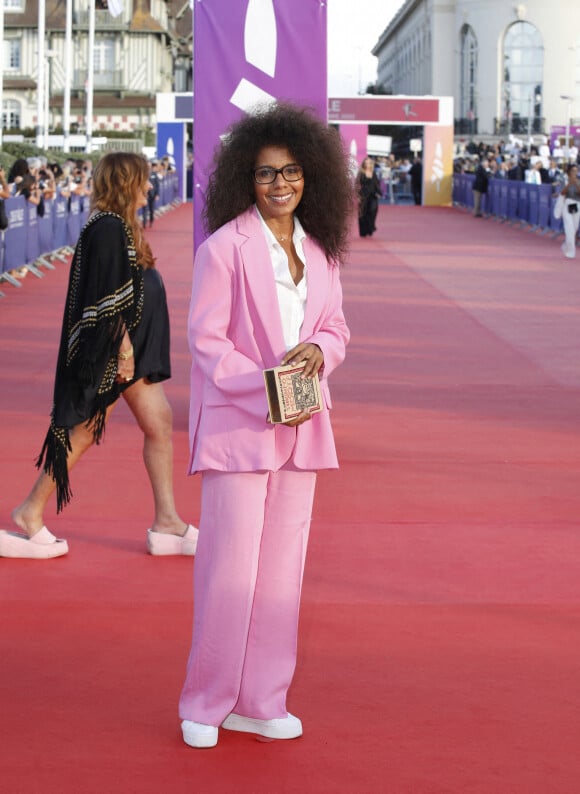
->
xmin=179 ymin=103 xmax=353 ymax=747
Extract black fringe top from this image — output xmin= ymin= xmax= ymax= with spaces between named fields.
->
xmin=36 ymin=212 xmax=144 ymax=512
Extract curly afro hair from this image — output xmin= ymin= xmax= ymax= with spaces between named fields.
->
xmin=203 ymin=102 xmax=354 ymax=263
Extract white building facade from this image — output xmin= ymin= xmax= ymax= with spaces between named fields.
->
xmin=372 ymin=0 xmax=580 ymax=138
xmin=2 ymin=0 xmax=192 ymax=137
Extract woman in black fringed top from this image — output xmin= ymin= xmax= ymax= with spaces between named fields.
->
xmin=0 ymin=152 xmax=197 ymax=559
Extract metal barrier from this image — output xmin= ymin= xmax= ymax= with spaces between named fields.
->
xmin=0 ymin=173 xmax=180 ymax=293
xmin=453 ymin=174 xmax=561 ymax=236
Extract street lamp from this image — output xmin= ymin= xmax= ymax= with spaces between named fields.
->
xmin=560 ymin=94 xmax=573 ymax=159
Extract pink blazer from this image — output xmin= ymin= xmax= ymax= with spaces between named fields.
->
xmin=187 ymin=207 xmax=349 ymax=474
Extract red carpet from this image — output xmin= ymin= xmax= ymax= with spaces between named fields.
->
xmin=1 ymin=204 xmax=580 ymax=793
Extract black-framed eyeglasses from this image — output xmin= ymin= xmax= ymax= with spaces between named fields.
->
xmin=252 ymin=164 xmax=304 ymax=184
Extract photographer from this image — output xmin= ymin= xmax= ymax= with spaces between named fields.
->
xmin=37 ymin=168 xmax=56 ymax=200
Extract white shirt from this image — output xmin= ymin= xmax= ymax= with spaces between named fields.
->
xmin=256 ymin=207 xmax=307 ymax=352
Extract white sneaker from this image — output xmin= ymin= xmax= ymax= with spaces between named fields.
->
xmin=221 ymin=712 xmax=302 ymax=739
xmin=181 ymin=720 xmax=218 ymax=748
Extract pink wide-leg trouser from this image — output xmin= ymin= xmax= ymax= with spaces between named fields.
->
xmin=179 ymin=467 xmax=317 ymax=727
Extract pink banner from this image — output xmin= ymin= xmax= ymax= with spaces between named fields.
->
xmin=328 ymin=96 xmax=440 ymax=125
xmin=193 ymin=0 xmax=327 ymax=249
xmin=339 ymin=124 xmax=368 ymax=179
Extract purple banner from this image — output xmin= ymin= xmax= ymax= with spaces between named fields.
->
xmin=157 ymin=122 xmax=186 ymax=201
xmin=193 ymin=0 xmax=327 ymax=249
xmin=550 ymin=125 xmax=580 ymax=149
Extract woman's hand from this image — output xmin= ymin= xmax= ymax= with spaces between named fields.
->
xmin=281 ymin=342 xmax=324 ymax=378
xmin=116 ymin=357 xmax=135 ymax=383
xmin=283 ymin=408 xmax=313 ymax=427
xmin=116 ymin=336 xmax=134 ymax=384
xmin=279 ymin=343 xmax=323 ymax=427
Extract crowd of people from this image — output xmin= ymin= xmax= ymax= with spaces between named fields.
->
xmin=455 ymin=136 xmax=580 ymax=257
xmin=454 ymin=135 xmax=579 ymax=190
xmin=0 ymin=153 xmax=175 ymax=280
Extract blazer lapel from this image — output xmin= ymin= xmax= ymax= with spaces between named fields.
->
xmin=301 ymin=237 xmax=328 ymax=339
xmin=237 ymin=209 xmax=286 ymax=363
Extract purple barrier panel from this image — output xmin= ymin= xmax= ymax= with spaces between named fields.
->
xmin=160 ymin=176 xmax=170 ymax=206
xmin=38 ymin=197 xmax=55 ymax=254
xmin=498 ymin=180 xmax=509 ymax=217
xmin=464 ymin=174 xmax=474 ymax=208
xmin=67 ymin=194 xmax=82 ymax=247
xmin=463 ymin=174 xmax=472 ymax=206
xmin=517 ymin=182 xmax=530 ymax=223
xmin=527 ymin=184 xmax=539 ymax=227
xmin=25 ymin=199 xmax=41 ymax=263
xmin=484 ymin=179 xmax=499 ymax=216
xmin=80 ymin=196 xmax=90 ymax=229
xmin=2 ymin=196 xmax=28 ymax=272
xmin=550 ymin=195 xmax=564 ymax=234
xmin=452 ymin=175 xmax=460 ymax=203
xmin=537 ymin=185 xmax=552 ymax=230
xmin=52 ymin=192 xmax=69 ymax=249
xmin=507 ymin=182 xmax=519 ymax=221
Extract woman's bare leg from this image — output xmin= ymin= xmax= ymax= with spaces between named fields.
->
xmin=12 ymin=403 xmax=117 ymax=538
xmin=122 ymin=379 xmax=188 ymax=535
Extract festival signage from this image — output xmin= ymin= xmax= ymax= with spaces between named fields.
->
xmin=339 ymin=124 xmax=368 ymax=179
xmin=193 ymin=0 xmax=327 ymax=249
xmin=422 ymin=125 xmax=453 ymax=206
xmin=328 ymin=96 xmax=440 ymax=125
xmin=156 ymin=122 xmax=186 ymax=201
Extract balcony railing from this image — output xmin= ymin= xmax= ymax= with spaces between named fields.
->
xmin=455 ymin=117 xmax=479 ymax=136
xmin=74 ymin=9 xmax=126 ymax=29
xmin=494 ymin=116 xmax=546 ymax=136
xmin=73 ymin=69 xmax=124 ymax=90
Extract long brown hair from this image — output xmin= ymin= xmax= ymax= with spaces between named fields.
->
xmin=90 ymin=152 xmax=155 ymax=269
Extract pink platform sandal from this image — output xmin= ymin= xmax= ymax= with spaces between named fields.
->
xmin=0 ymin=526 xmax=69 ymax=559
xmin=146 ymin=524 xmax=198 ymax=556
